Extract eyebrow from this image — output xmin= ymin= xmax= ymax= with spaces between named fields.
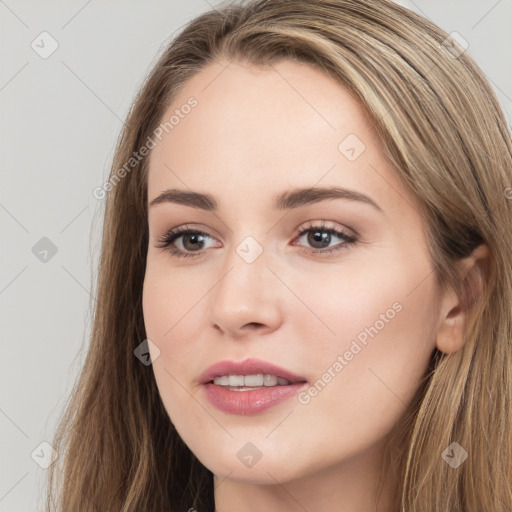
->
xmin=148 ymin=186 xmax=382 ymax=213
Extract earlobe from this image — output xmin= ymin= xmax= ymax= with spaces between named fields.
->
xmin=435 ymin=244 xmax=491 ymax=354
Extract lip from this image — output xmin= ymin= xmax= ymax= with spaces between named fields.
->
xmin=202 ymin=381 xmax=307 ymax=416
xmin=199 ymin=358 xmax=308 ymax=416
xmin=198 ymin=357 xmax=307 ymax=384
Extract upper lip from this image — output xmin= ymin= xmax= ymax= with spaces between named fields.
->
xmin=199 ymin=358 xmax=307 ymax=384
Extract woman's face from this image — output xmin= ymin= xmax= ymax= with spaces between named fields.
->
xmin=142 ymin=59 xmax=443 ymax=486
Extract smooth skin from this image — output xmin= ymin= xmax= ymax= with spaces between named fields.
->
xmin=142 ymin=59 xmax=487 ymax=512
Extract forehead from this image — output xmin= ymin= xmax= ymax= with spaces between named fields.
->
xmin=146 ymin=58 xmax=415 ymax=216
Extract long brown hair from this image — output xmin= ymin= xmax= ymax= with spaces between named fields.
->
xmin=46 ymin=0 xmax=512 ymax=510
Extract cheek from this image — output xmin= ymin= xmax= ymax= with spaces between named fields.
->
xmin=142 ymin=261 xmax=204 ymax=343
xmin=290 ymin=256 xmax=438 ymax=433
xmin=141 ymin=264 xmax=208 ymax=409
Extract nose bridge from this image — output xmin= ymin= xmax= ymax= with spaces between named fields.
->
xmin=206 ymin=232 xmax=283 ymax=334
xmin=216 ymin=234 xmax=271 ymax=306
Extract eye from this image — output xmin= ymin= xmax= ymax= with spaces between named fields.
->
xmin=155 ymin=221 xmax=358 ymax=260
xmin=154 ymin=225 xmax=217 ymax=260
xmin=293 ymin=221 xmax=357 ymax=255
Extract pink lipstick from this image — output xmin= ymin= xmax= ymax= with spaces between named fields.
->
xmin=199 ymin=358 xmax=308 ymax=416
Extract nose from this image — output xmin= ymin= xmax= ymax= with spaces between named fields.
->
xmin=206 ymin=243 xmax=284 ymax=339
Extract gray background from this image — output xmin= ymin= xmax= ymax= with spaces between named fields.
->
xmin=1 ymin=1 xmax=511 ymax=510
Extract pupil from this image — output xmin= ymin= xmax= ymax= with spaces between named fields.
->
xmin=309 ymin=230 xmax=330 ymax=248
xmin=183 ymin=233 xmax=205 ymax=251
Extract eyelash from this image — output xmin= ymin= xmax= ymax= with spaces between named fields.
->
xmin=154 ymin=221 xmax=358 ymax=260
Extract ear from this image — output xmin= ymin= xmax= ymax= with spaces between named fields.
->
xmin=436 ymin=244 xmax=491 ymax=354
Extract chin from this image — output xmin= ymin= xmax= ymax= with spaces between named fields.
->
xmin=195 ymin=444 xmax=308 ymax=485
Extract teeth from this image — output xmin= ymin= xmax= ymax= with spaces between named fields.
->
xmin=213 ymin=374 xmax=291 ymax=387
xmin=263 ymin=374 xmax=278 ymax=386
xmin=244 ymin=374 xmax=263 ymax=386
xmin=213 ymin=376 xmax=229 ymax=386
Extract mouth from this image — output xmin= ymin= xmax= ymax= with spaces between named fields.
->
xmin=199 ymin=358 xmax=308 ymax=415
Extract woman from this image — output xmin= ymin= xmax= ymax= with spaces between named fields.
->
xmin=46 ymin=0 xmax=512 ymax=510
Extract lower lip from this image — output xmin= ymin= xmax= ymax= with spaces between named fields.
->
xmin=203 ymin=382 xmax=308 ymax=416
